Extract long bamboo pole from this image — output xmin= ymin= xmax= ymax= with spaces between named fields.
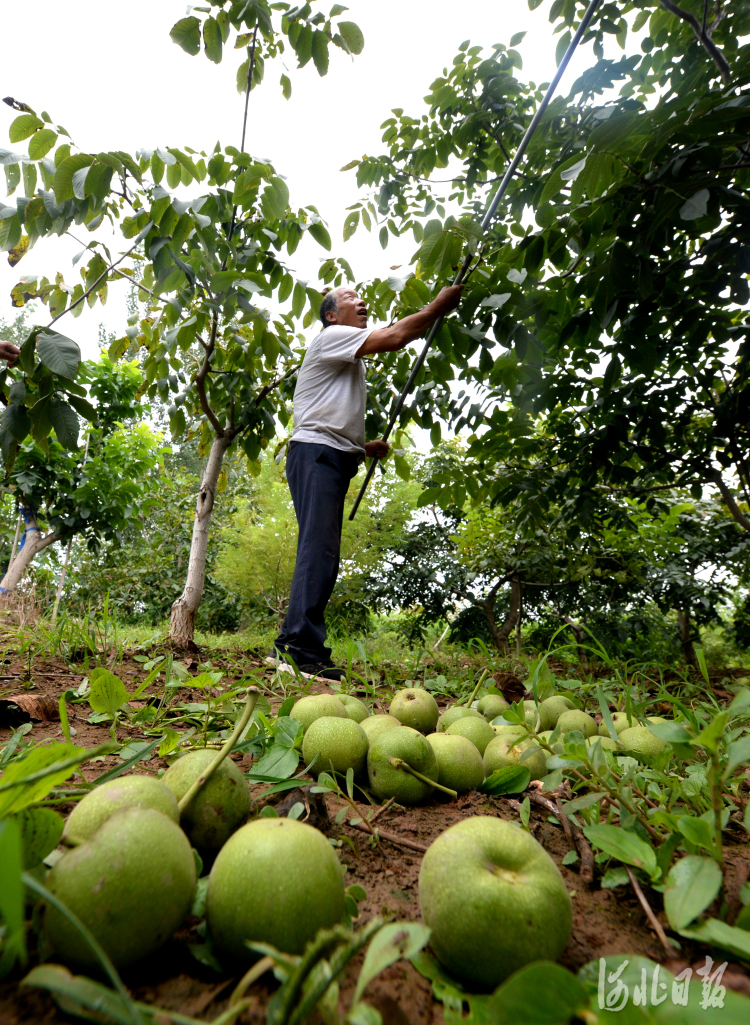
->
xmin=349 ymin=0 xmax=604 ymax=520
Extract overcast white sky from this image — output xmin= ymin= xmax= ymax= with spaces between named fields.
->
xmin=0 ymin=0 xmax=604 ymax=358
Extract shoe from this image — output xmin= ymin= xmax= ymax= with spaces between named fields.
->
xmin=266 ymin=651 xmax=345 ymax=683
xmin=266 ymin=648 xmax=298 ymax=675
xmin=298 ymin=662 xmax=346 ymax=683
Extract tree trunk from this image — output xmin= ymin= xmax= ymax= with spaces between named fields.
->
xmin=563 ymin=616 xmax=586 ymax=662
xmin=481 ymin=572 xmax=521 ymax=655
xmin=677 ymin=608 xmax=699 ymax=670
xmin=170 ymin=434 xmax=232 ymax=648
xmin=0 ymin=507 xmax=59 ymax=594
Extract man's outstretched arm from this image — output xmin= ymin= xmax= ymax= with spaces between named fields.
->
xmin=355 ymin=286 xmax=463 ymax=357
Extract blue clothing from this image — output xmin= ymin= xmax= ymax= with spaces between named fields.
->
xmin=274 ymin=440 xmax=360 ymax=665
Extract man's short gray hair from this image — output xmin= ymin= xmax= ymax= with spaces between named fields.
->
xmin=319 ymin=288 xmax=339 ymax=328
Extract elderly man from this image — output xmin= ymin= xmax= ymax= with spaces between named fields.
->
xmin=271 ymin=283 xmax=462 ymax=681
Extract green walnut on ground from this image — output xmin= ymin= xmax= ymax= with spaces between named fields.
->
xmin=337 ymin=694 xmax=370 ymax=723
xmin=599 ymin=712 xmax=636 ymax=736
xmin=418 ymin=816 xmax=572 ymax=990
xmin=367 ymin=726 xmax=438 ymax=804
xmin=618 ymin=725 xmax=667 ymax=763
xmin=290 ymin=694 xmax=349 ymax=731
xmin=426 ymin=734 xmax=484 ymax=794
xmin=162 ymin=748 xmax=250 ymax=858
xmin=45 ymin=807 xmax=196 ymax=971
xmin=556 ymin=709 xmax=598 ymax=738
xmin=436 ymin=705 xmax=483 ymax=733
xmin=445 ymin=715 xmax=495 ymax=755
xmin=586 ymin=735 xmax=620 ymax=753
xmin=360 ymin=714 xmax=401 ymax=743
xmin=477 ymin=694 xmax=510 ymax=720
xmin=63 ymin=774 xmax=178 ymax=845
xmin=389 ymin=687 xmax=439 ymax=734
xmin=301 ymin=716 xmax=369 ymax=777
xmin=539 ymin=695 xmax=575 ymax=731
xmin=483 ymin=735 xmax=547 ymax=782
xmin=207 ymin=818 xmax=345 ymax=964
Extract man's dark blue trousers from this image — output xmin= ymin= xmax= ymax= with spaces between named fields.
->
xmin=274 ymin=440 xmax=360 ymax=667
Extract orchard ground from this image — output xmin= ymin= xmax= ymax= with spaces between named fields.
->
xmin=1 ymin=612 xmax=749 ymax=1024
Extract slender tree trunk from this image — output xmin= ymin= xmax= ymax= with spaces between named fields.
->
xmin=563 ymin=615 xmax=586 ymax=662
xmin=169 ymin=434 xmax=232 ymax=648
xmin=0 ymin=507 xmax=59 ymax=594
xmin=481 ymin=572 xmax=521 ymax=654
xmin=677 ymin=608 xmax=699 ymax=670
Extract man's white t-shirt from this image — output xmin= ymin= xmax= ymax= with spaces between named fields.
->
xmin=291 ymin=324 xmax=374 ymax=455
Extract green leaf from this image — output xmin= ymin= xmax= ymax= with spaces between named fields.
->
xmin=20 ymin=965 xmax=133 ymax=1025
xmin=353 ymin=922 xmax=431 ymax=1006
xmin=36 ymin=331 xmax=81 ymax=379
xmin=203 ymin=16 xmax=223 ymax=63
xmin=170 ymin=16 xmax=201 ymax=56
xmin=0 ymin=818 xmax=25 ymax=974
xmin=725 ymin=735 xmax=750 ymax=778
xmin=93 ymin=737 xmax=161 ymax=787
xmin=560 ymin=791 xmax=605 ymax=815
xmin=679 ymin=917 xmax=750 ymax=961
xmin=52 ymin=154 xmax=94 ymax=203
xmin=48 ymin=398 xmax=79 ymax=450
xmin=15 ymin=807 xmax=64 ymax=869
xmin=582 ymin=824 xmax=658 ymax=878
xmin=648 ymin=720 xmax=692 ymax=744
xmin=28 ymin=129 xmax=58 ymax=161
xmin=309 ymin=221 xmax=332 ymax=250
xmin=261 ymin=177 xmax=290 ymax=221
xmin=555 ymin=30 xmax=571 ymax=67
xmin=479 ymin=765 xmax=530 ymax=795
xmin=540 ymin=154 xmax=587 ymax=206
xmin=337 ymin=21 xmax=364 ymax=54
xmin=664 ymin=855 xmax=722 ymax=931
xmin=292 ymin=282 xmax=306 ymax=319
xmin=9 ymin=115 xmax=44 ymax=143
xmin=252 ymin=742 xmax=299 ymax=779
xmin=677 ymin=814 xmax=714 ymax=851
xmin=0 ymin=743 xmax=88 ymax=817
xmin=509 ymin=31 xmax=527 ymax=46
xmin=66 ymin=394 xmax=97 ymax=422
xmin=2 ymin=403 xmax=30 ymax=443
xmin=280 ymin=74 xmax=292 ymax=99
xmin=680 ymin=189 xmax=709 ymax=221
xmin=312 ymin=32 xmax=329 ymax=76
xmin=489 ymin=961 xmax=588 ymax=1024
xmin=88 ymin=668 xmax=129 ymax=721
xmin=601 ymin=867 xmax=630 ymax=889
xmin=695 ymin=711 xmax=730 ymax=752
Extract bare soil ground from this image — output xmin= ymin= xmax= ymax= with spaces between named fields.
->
xmin=1 ymin=650 xmax=749 ymax=1025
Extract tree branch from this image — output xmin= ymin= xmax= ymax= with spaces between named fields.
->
xmin=658 ymin=0 xmax=730 ymax=83
xmin=707 ymin=467 xmax=750 ymax=531
xmin=255 ymin=362 xmax=300 ymax=405
xmin=47 ymin=242 xmax=141 ymax=328
xmin=194 ymin=312 xmax=224 ymax=437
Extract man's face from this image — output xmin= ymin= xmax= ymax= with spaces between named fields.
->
xmin=326 ymin=288 xmax=368 ymax=328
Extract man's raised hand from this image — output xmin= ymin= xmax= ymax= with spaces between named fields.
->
xmin=431 ymin=285 xmax=464 ymax=315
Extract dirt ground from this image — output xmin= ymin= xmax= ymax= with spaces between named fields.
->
xmin=1 ymin=650 xmax=749 ymax=1025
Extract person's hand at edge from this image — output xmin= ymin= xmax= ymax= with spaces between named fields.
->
xmin=364 ymin=439 xmax=389 ymax=459
xmin=0 ymin=340 xmax=20 ymax=365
